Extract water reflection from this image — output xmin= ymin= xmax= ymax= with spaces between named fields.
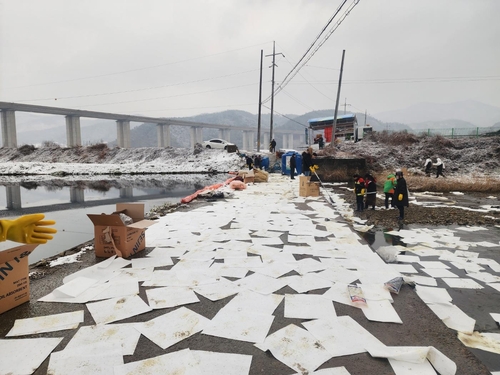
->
xmin=0 ymin=174 xmax=224 ymax=264
xmin=360 ymin=228 xmax=407 ymax=249
xmin=0 ymin=174 xmax=218 ymax=216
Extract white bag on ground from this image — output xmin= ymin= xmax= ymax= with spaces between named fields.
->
xmin=376 ymin=246 xmax=400 ymax=263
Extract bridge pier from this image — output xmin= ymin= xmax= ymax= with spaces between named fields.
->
xmin=299 ymin=134 xmax=305 ymax=147
xmin=157 ymin=123 xmax=171 ymax=147
xmin=249 ymin=131 xmax=255 ymax=151
xmin=218 ymin=129 xmax=231 ymax=142
xmin=65 ymin=115 xmax=82 ymax=147
xmin=196 ymin=127 xmax=203 ymax=144
xmin=6 ymin=185 xmax=22 ymax=210
xmin=1 ymin=110 xmax=18 ymax=148
xmin=263 ymin=133 xmax=270 ymax=151
xmin=120 ymin=187 xmax=133 ymax=198
xmin=281 ymin=135 xmax=287 ymax=149
xmin=116 ymin=120 xmax=131 ymax=148
xmin=287 ymin=133 xmax=294 ymax=149
xmin=190 ymin=126 xmax=203 ymax=148
xmin=242 ymin=131 xmax=254 ymax=152
xmin=70 ymin=187 xmax=85 ymax=203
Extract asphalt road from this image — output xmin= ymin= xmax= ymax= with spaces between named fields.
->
xmin=0 ymin=186 xmax=495 ymax=375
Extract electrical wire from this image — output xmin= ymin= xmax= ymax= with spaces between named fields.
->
xmin=262 ymin=0 xmax=348 ymax=105
xmin=79 ymin=82 xmax=260 ymax=108
xmin=263 ymin=0 xmax=359 ymax=104
xmin=280 ymin=89 xmax=315 ymax=111
xmin=13 ymin=68 xmax=260 ymax=103
xmin=129 ymin=102 xmax=257 ymax=114
xmin=5 ymin=42 xmax=272 ymax=90
xmin=270 ymin=0 xmax=360 ymax=101
xmin=278 ymin=45 xmax=336 ymax=104
xmin=262 ymin=104 xmax=309 ymax=128
xmin=282 ymin=76 xmax=500 ymax=85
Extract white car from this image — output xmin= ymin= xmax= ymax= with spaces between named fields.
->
xmin=202 ymin=138 xmax=235 ymax=150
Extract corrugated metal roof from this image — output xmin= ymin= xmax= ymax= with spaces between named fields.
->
xmin=307 ymin=113 xmax=356 ymax=124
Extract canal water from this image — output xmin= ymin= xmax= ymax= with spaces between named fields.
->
xmin=0 ymin=174 xmax=220 ymax=264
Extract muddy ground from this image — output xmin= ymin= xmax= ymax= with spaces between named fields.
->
xmin=328 ymin=184 xmax=500 ymax=228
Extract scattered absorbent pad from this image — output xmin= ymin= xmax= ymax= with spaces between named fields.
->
xmin=0 ymin=337 xmax=63 ymax=375
xmin=65 ymin=323 xmax=142 ymax=355
xmin=6 ymin=310 xmax=84 ymax=336
xmin=257 ymin=324 xmax=333 ymax=373
xmin=86 ymin=295 xmax=152 ymax=324
xmin=135 ymin=307 xmax=209 ymax=350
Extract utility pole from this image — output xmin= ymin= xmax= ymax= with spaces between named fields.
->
xmin=344 ymin=98 xmax=347 ymax=114
xmin=265 ymin=41 xmax=284 ymax=143
xmin=257 ymin=50 xmax=263 ymax=152
xmin=332 ymin=50 xmax=345 ymax=144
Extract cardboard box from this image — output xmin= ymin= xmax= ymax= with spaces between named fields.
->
xmin=87 ymin=203 xmax=156 ymax=258
xmin=238 ymin=169 xmax=254 ymax=177
xmin=299 ymin=176 xmax=320 ymax=197
xmin=0 ymin=244 xmax=38 ymax=315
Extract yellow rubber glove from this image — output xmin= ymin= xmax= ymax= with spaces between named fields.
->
xmin=0 ymin=214 xmax=57 ymax=244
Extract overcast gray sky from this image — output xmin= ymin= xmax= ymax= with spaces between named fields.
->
xmin=1 ymin=0 xmax=499 ymax=120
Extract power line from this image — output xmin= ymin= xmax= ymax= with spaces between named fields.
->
xmin=263 ymin=0 xmax=359 ymax=104
xmin=281 ymin=89 xmax=315 ymax=111
xmin=262 ymin=0 xmax=348 ymax=105
xmin=285 ymin=75 xmax=500 ymax=84
xmin=278 ymin=45 xmax=336 ymax=105
xmin=272 ymin=0 xmax=360 ymax=100
xmin=305 ymin=65 xmax=341 ymax=71
xmin=13 ymin=68 xmax=260 ymax=103
xmin=128 ymin=102 xmax=257 ymax=114
xmin=262 ymin=104 xmax=309 ymax=129
xmin=5 ymin=42 xmax=272 ymax=90
xmin=79 ymin=82 xmax=260 ymax=108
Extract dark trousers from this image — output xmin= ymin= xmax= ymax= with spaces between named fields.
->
xmin=290 ymin=167 xmax=295 ymax=179
xmin=436 ymin=166 xmax=445 ymax=178
xmin=385 ymin=193 xmax=394 ymax=208
xmin=397 ymin=205 xmax=404 ymax=219
xmin=356 ymin=195 xmax=364 ymax=211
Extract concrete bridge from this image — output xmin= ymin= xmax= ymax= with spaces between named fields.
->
xmin=0 ymin=102 xmax=305 ymax=150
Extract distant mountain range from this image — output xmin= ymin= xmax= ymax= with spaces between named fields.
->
xmin=6 ymin=100 xmax=500 ymax=147
xmin=374 ymin=100 xmax=500 ymax=128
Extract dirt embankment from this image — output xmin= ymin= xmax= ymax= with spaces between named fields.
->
xmin=328 ymin=133 xmax=500 ymax=177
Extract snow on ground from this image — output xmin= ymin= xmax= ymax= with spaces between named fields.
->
xmin=335 ymin=136 xmax=500 ymax=176
xmin=0 ymin=148 xmax=246 ymax=176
